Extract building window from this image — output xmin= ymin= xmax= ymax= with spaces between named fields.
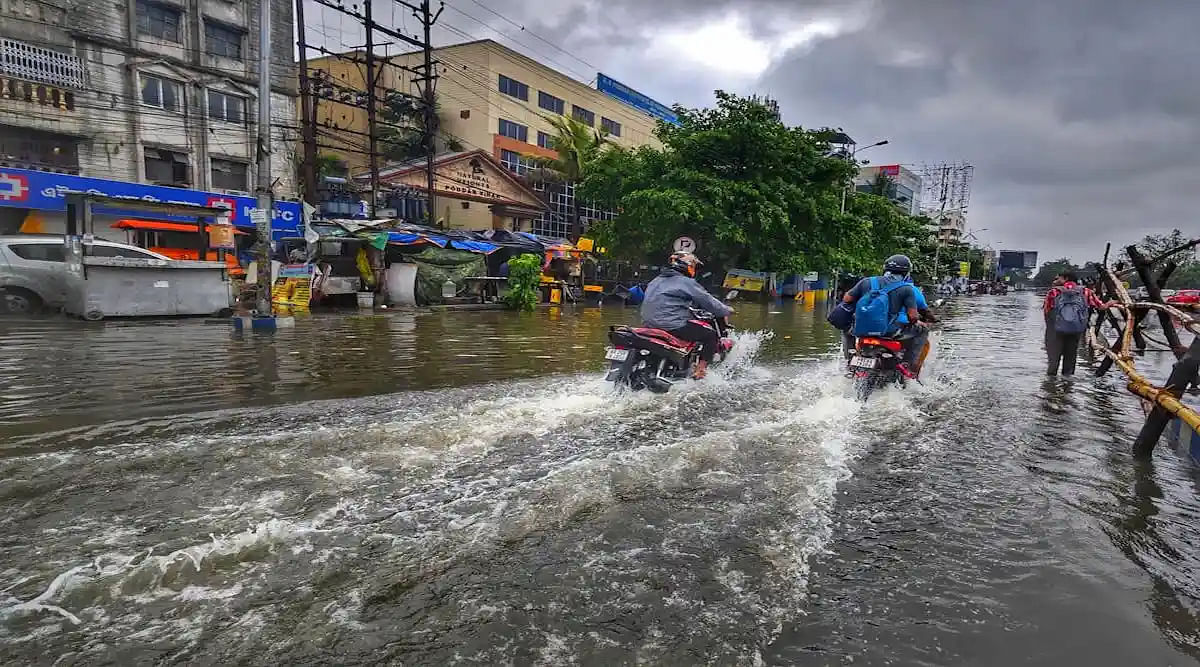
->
xmin=601 ymin=117 xmax=621 ymax=137
xmin=498 ymin=74 xmax=528 ymax=101
xmin=144 ymin=147 xmax=190 ymax=186
xmin=211 ymin=158 xmax=248 ymax=190
xmin=140 ymin=74 xmax=182 ymax=112
xmin=207 ymin=90 xmax=244 ymax=123
xmin=537 ymin=131 xmax=551 ymax=149
xmin=531 ymin=180 xmax=615 ymax=239
xmin=538 ymin=91 xmax=564 ymax=115
xmin=204 ymin=21 xmax=244 ymax=59
xmin=136 ymin=1 xmax=182 ymax=43
xmin=572 ymin=105 xmax=594 ymax=126
xmin=499 ymin=149 xmax=537 ymax=177
xmin=0 ymin=126 xmax=80 ymax=172
xmin=498 ymin=118 xmax=528 ymax=142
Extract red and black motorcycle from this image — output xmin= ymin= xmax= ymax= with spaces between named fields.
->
xmin=604 ymin=309 xmax=734 ymax=393
xmin=846 ymin=299 xmax=943 ymax=401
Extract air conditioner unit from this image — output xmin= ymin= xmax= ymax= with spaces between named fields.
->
xmin=217 ymin=188 xmax=250 ymax=197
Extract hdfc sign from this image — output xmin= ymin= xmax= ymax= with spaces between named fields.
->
xmin=0 ymin=171 xmax=29 ymax=202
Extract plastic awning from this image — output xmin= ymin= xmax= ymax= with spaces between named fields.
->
xmin=113 ymin=219 xmax=247 ymax=234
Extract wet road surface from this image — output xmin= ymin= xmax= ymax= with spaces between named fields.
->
xmin=1 ymin=294 xmax=1199 ymax=665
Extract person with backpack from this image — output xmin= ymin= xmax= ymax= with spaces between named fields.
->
xmin=1043 ymin=270 xmax=1113 ymax=376
xmin=840 ymin=255 xmax=931 ymax=378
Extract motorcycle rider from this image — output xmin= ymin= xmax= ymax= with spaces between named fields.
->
xmin=842 ymin=254 xmax=931 ymax=377
xmin=641 ymin=252 xmax=734 ymax=379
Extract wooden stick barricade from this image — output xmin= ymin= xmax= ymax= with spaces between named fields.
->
xmin=1087 ymin=240 xmax=1200 ymax=458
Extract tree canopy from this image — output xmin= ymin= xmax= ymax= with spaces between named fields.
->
xmin=1123 ymin=229 xmax=1200 ymax=289
xmin=578 ymin=91 xmax=931 ymax=276
xmin=1033 ymin=258 xmax=1083 ymax=286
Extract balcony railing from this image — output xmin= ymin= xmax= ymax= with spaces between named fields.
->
xmin=0 ymin=77 xmax=75 ymax=110
xmin=0 ymin=38 xmax=85 ymax=88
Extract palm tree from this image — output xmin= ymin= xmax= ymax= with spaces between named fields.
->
xmin=525 ymin=115 xmax=610 ymax=240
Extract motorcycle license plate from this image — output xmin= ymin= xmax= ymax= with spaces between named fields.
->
xmin=605 ymin=348 xmax=630 ymax=362
xmin=850 ymin=355 xmax=878 ymax=369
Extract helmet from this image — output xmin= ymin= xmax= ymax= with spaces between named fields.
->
xmin=669 ymin=252 xmax=702 ymax=277
xmin=884 ymin=254 xmax=912 ymax=275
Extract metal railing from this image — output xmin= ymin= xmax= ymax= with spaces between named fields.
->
xmin=0 ymin=38 xmax=85 ymax=88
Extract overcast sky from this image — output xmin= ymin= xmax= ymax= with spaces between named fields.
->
xmin=306 ymin=0 xmax=1200 ymax=262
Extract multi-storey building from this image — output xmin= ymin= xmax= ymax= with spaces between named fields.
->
xmin=0 ymin=0 xmax=300 ymax=237
xmin=854 ymin=164 xmax=923 ymax=216
xmin=308 ymin=39 xmax=669 ymax=235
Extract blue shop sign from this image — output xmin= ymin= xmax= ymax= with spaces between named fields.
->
xmin=0 ymin=167 xmax=301 ymax=232
xmin=596 ymin=73 xmax=679 ymax=126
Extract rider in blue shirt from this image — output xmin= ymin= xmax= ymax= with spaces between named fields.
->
xmin=842 ymin=255 xmax=931 ymax=377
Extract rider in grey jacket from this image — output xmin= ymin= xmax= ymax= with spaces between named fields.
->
xmin=640 ymin=253 xmax=734 ymax=378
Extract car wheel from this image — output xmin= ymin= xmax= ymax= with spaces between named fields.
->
xmin=1 ymin=288 xmax=42 ymax=314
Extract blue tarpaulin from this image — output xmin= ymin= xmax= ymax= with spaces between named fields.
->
xmin=449 ymin=240 xmax=499 ymax=254
xmin=385 ymin=231 xmax=447 ymax=247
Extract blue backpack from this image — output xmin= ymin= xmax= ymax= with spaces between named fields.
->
xmin=852 ymin=277 xmax=907 ymax=336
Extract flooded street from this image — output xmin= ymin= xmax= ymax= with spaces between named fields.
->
xmin=2 ymin=295 xmax=1200 ymax=665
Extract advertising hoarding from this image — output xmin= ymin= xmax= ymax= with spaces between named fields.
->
xmin=596 ymin=73 xmax=679 ymax=126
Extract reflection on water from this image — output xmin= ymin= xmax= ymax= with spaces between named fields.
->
xmin=2 ymin=294 xmax=1200 ymax=664
xmin=0 ymin=302 xmax=840 ymax=440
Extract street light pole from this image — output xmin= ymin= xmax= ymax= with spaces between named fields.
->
xmin=840 ymin=139 xmax=889 ymax=214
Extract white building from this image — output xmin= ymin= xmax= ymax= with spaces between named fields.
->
xmin=931 ymin=209 xmax=966 ymax=243
xmin=854 ymin=164 xmax=922 ymax=216
xmin=0 ymin=0 xmax=297 ymax=202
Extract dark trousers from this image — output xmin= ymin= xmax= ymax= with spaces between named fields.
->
xmin=670 ymin=321 xmax=719 ymax=363
xmin=1047 ymin=330 xmax=1081 ymax=375
xmin=901 ymin=326 xmax=929 ymax=366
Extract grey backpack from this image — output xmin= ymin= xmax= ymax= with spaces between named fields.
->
xmin=1053 ymin=286 xmax=1088 ymax=334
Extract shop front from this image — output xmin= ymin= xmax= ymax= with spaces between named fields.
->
xmin=0 ymin=167 xmax=302 ymax=244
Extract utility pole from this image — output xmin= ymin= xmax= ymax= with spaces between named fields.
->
xmin=254 ymin=0 xmax=273 ymax=314
xmin=296 ymin=0 xmax=318 ymax=206
xmin=309 ymin=0 xmax=441 ymax=223
xmin=421 ymin=1 xmax=441 ymax=227
xmin=364 ymin=0 xmax=379 ymax=219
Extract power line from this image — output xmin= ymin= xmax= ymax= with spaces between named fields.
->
xmin=456 ymin=0 xmax=600 ymax=74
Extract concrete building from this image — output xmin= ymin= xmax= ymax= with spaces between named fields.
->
xmin=932 ymin=209 xmax=966 ymax=243
xmin=0 ymin=0 xmax=298 ymax=203
xmin=854 ymin=164 xmax=922 ymax=215
xmin=308 ymin=39 xmax=667 ymax=235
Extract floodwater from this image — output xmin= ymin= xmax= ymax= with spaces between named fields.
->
xmin=1 ymin=294 xmax=1199 ymax=665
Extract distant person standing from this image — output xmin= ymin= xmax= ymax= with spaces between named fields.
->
xmin=1043 ymin=271 xmax=1113 ymax=376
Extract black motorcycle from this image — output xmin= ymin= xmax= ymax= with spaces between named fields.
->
xmin=604 ymin=309 xmax=734 ymax=393
xmin=848 ymin=334 xmax=918 ymax=400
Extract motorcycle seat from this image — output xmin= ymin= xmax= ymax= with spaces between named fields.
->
xmin=631 ymin=327 xmax=697 ymax=350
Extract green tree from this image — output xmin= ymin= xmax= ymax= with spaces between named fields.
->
xmin=314 ymin=153 xmax=346 ymax=179
xmin=525 ymin=115 xmax=611 ymax=240
xmin=1033 ymin=258 xmax=1082 ymax=287
xmin=582 ymin=91 xmax=886 ymax=275
xmin=869 ymin=171 xmax=895 ymax=197
xmin=378 ymin=92 xmax=462 ymax=162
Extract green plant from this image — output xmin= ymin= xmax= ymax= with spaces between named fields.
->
xmin=503 ymin=254 xmax=542 ymax=311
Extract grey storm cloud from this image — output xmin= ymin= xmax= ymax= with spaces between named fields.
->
xmin=753 ymin=0 xmax=1200 ymax=259
xmin=303 ymin=0 xmax=1200 ymax=261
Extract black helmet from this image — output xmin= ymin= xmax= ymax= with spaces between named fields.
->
xmin=884 ymin=254 xmax=912 ymax=275
xmin=668 ymin=252 xmax=702 ymax=277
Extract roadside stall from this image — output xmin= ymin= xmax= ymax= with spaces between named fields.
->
xmin=61 ymin=193 xmax=232 ymax=319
